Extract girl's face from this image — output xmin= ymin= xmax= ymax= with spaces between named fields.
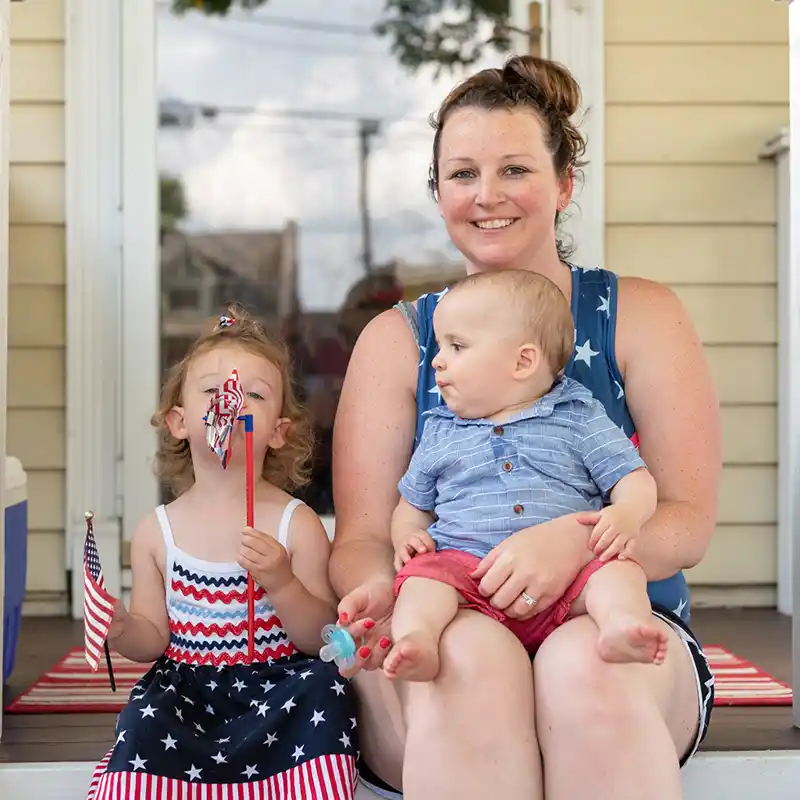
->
xmin=435 ymin=107 xmax=572 ymax=274
xmin=168 ymin=343 xmax=290 ymax=470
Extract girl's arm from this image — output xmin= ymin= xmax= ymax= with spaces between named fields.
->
xmin=107 ymin=513 xmax=171 ymax=662
xmin=265 ymin=504 xmax=339 ymax=656
xmin=615 ymin=277 xmax=722 ymax=580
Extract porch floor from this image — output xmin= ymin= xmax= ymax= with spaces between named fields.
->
xmin=1 ymin=609 xmax=798 ymax=763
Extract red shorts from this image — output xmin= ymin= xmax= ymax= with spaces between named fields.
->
xmin=394 ymin=549 xmax=608 ymax=653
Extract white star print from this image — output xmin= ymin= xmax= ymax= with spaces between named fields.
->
xmin=242 ymin=765 xmax=259 ymax=778
xmin=261 ymin=680 xmax=275 ymax=693
xmin=250 ymin=700 xmax=260 ymax=708
xmin=291 ymin=745 xmax=305 ymax=763
xmin=216 ymin=736 xmax=231 ymax=744
xmin=194 ymin=722 xmax=206 ymax=734
xmin=281 ymin=697 xmax=297 ymax=713
xmin=299 ymin=669 xmax=313 ymax=680
xmin=129 ymin=755 xmax=147 ymax=771
xmin=285 ymin=668 xmax=296 ymax=676
xmin=613 ymin=380 xmax=624 ymax=399
xmin=233 ymin=678 xmax=247 ymax=691
xmin=339 ymin=733 xmax=352 ymax=749
xmin=211 ymin=752 xmax=227 ymax=764
xmin=186 ymin=765 xmax=202 ymax=781
xmin=140 ymin=704 xmax=156 ymax=718
xmin=161 ymin=734 xmax=177 ymax=751
xmin=115 ymin=730 xmax=126 ymax=745
xmin=175 ymin=707 xmax=183 ymax=722
xmin=205 ymin=704 xmax=215 ymax=715
xmin=673 ymin=597 xmax=688 ymax=618
xmin=165 ymin=684 xmax=176 ymax=693
xmin=183 ymin=696 xmax=195 ymax=706
xmin=310 ymin=710 xmax=325 ymax=727
xmin=597 ymin=292 xmax=610 ymax=317
xmin=207 ymin=680 xmax=218 ymax=691
xmin=257 ymin=702 xmax=270 ymax=717
xmin=264 ymin=732 xmax=278 ymax=746
xmin=428 ymin=383 xmax=442 ymax=400
xmin=418 ymin=344 xmax=427 ymax=368
xmin=331 ymin=681 xmax=346 ymax=696
xmin=266 ymin=656 xmax=275 ymax=666
xmin=574 ymin=339 xmax=599 ymax=367
xmin=216 ymin=665 xmax=225 ymax=672
xmin=131 ymin=694 xmax=145 ymax=702
xmin=350 ymin=717 xmax=358 ymax=730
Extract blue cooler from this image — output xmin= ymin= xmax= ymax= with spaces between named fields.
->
xmin=3 ymin=456 xmax=28 ymax=684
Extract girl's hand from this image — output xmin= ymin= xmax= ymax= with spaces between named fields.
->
xmin=335 ymin=577 xmax=396 ymax=678
xmin=239 ymin=526 xmax=295 ymax=595
xmin=471 ymin=513 xmax=598 ymax=620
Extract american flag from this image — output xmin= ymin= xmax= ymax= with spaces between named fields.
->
xmin=84 ymin=513 xmax=117 ymax=672
xmin=205 ymin=369 xmax=245 ymax=468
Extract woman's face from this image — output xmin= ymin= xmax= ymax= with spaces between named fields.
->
xmin=436 ymin=107 xmax=572 ymax=273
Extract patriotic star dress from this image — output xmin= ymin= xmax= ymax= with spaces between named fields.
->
xmin=87 ymin=498 xmax=358 ymax=800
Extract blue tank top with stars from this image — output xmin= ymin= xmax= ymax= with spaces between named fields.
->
xmin=402 ymin=265 xmax=692 ymax=624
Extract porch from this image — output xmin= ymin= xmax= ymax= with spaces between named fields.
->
xmin=1 ymin=609 xmax=799 ymax=798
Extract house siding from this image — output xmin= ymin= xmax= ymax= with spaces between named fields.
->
xmin=605 ymin=0 xmax=788 ymax=606
xmin=8 ymin=0 xmax=67 ymax=615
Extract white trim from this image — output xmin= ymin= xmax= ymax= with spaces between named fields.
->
xmin=65 ymin=0 xmax=124 ymax=616
xmin=548 ymin=0 xmax=605 ymax=269
xmin=120 ymin=0 xmax=159 ymax=544
xmin=790 ymin=0 xmax=800 ymax=729
xmin=0 ymin=0 xmax=10 ymax=740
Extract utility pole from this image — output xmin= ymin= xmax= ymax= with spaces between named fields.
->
xmin=358 ymin=118 xmax=380 ymax=274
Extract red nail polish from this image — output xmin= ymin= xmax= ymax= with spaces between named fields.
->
xmin=359 ymin=646 xmax=372 ymax=659
xmin=339 ymin=612 xmax=348 ymax=623
xmin=379 ymin=637 xmax=391 ymax=649
xmin=363 ymin=619 xmax=375 ymax=630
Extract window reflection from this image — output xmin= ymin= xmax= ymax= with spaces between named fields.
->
xmin=157 ymin=1 xmax=504 ymax=514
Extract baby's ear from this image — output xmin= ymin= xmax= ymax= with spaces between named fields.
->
xmin=269 ymin=417 xmax=292 ymax=450
xmin=516 ymin=343 xmax=541 ymax=378
xmin=166 ymin=407 xmax=189 ymax=440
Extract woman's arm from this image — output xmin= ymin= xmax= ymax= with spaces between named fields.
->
xmin=329 ymin=308 xmax=420 ymax=597
xmin=108 ymin=514 xmax=171 ymax=662
xmin=615 ymin=277 xmax=722 ymax=580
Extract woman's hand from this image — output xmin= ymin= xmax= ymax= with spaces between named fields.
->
xmin=471 ymin=514 xmax=597 ymax=620
xmin=335 ymin=577 xmax=396 ymax=678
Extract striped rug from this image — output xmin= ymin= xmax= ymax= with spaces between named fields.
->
xmin=3 ymin=644 xmax=793 ymax=713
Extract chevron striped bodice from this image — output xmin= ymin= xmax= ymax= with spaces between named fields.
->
xmin=155 ymin=500 xmax=301 ymax=668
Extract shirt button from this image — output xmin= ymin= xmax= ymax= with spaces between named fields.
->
xmin=503 ymin=461 xmax=513 ymax=472
xmin=493 ymin=426 xmax=504 ymax=435
xmin=513 ymin=503 xmax=524 ymax=515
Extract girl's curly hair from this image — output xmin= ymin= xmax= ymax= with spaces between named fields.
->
xmin=151 ymin=306 xmax=313 ymax=497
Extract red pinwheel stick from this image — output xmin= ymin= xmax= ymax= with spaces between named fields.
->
xmin=240 ymin=413 xmax=255 ymax=662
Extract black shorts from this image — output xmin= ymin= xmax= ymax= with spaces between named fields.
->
xmin=358 ymin=605 xmax=714 ymax=797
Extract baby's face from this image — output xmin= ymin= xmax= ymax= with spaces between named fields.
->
xmin=431 ymin=286 xmax=533 ymax=419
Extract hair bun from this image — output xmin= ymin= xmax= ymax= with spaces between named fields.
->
xmin=502 ymin=55 xmax=581 ymax=121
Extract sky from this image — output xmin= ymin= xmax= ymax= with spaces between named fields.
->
xmin=157 ymin=0 xmax=513 ymax=310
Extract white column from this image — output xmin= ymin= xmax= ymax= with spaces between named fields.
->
xmin=0 ymin=0 xmax=10 ymax=742
xmin=789 ymin=0 xmax=800 ymax=730
xmin=65 ymin=0 xmax=124 ymax=615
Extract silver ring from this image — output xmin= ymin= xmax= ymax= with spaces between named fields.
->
xmin=521 ymin=591 xmax=537 ymax=607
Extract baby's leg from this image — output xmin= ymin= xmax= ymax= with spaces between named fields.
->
xmin=571 ymin=560 xmax=668 ymax=665
xmin=385 ymin=577 xmax=460 ymax=682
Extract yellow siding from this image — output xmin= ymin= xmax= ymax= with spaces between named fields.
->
xmin=605 ymin=0 xmax=788 ymax=604
xmin=9 ymin=0 xmax=67 ymax=614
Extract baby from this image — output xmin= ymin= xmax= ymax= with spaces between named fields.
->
xmin=386 ymin=270 xmax=666 ymax=682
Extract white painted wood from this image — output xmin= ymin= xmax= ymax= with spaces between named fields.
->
xmin=548 ymin=0 xmax=604 ymax=270
xmin=64 ymin=0 xmax=123 ymax=617
xmin=790 ymin=0 xmax=800 ymax=730
xmin=119 ymin=0 xmax=159 ymax=546
xmin=0 ymin=0 xmax=10 ymax=742
xmin=4 ymin=753 xmax=800 ymax=799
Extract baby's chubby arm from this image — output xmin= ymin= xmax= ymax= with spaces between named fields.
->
xmin=589 ymin=467 xmax=658 ymax=560
xmin=107 ymin=513 xmax=171 ymax=662
xmin=391 ymin=498 xmax=436 ymax=571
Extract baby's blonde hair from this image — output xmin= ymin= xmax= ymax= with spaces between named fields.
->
xmin=151 ymin=306 xmax=313 ymax=497
xmin=446 ymin=270 xmax=575 ymax=375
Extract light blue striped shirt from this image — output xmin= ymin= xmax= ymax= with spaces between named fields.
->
xmin=398 ymin=376 xmax=647 ymax=559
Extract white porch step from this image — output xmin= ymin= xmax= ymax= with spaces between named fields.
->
xmin=1 ymin=752 xmax=799 ymax=799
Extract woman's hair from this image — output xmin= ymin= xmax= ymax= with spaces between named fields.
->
xmin=151 ymin=306 xmax=313 ymax=497
xmin=428 ymin=54 xmax=587 ymax=260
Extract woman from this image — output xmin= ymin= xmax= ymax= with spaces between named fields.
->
xmin=329 ymin=54 xmax=720 ymax=799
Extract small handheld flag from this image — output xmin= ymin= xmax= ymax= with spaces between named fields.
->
xmin=205 ymin=370 xmax=256 ymax=662
xmin=83 ymin=511 xmax=116 ymax=691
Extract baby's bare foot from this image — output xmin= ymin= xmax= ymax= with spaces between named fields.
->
xmin=384 ymin=633 xmax=441 ymax=682
xmin=597 ymin=615 xmax=669 ymax=665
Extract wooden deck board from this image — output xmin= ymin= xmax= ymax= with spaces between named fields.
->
xmin=0 ymin=610 xmax=797 ymax=763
